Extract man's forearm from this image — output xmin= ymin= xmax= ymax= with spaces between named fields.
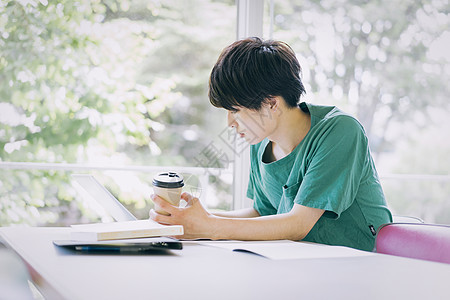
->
xmin=210 ymin=214 xmax=303 ymax=241
xmin=212 ymin=207 xmax=260 ymax=218
xmin=210 ymin=205 xmax=324 ymax=241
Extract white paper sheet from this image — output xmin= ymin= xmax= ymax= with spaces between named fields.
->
xmin=198 ymin=240 xmax=376 ymax=260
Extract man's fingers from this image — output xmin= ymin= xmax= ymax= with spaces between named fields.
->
xmin=181 ymin=192 xmax=198 ymax=206
xmin=181 ymin=192 xmax=192 ymax=202
xmin=151 ymin=193 xmax=166 ymax=203
xmin=151 ymin=194 xmax=176 ymax=214
xmin=149 ymin=209 xmax=172 ymax=225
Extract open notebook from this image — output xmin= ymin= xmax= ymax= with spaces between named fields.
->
xmin=65 ymin=174 xmax=183 ymax=242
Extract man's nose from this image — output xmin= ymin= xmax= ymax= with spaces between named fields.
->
xmin=227 ymin=111 xmax=237 ymax=128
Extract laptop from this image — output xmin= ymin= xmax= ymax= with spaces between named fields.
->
xmin=71 ymin=174 xmax=137 ymax=222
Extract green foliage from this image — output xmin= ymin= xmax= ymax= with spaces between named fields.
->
xmin=0 ymin=0 xmax=234 ymax=226
xmin=381 ymin=123 xmax=450 ymax=223
xmin=271 ymin=0 xmax=450 ymax=155
xmin=0 ymin=0 xmax=168 ymax=162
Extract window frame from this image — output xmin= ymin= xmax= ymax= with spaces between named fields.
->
xmin=232 ymin=0 xmax=264 ymax=210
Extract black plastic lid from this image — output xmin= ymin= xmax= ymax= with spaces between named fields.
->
xmin=152 ymin=172 xmax=184 ymax=188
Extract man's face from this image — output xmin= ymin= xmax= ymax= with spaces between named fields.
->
xmin=226 ymin=105 xmax=275 ymax=145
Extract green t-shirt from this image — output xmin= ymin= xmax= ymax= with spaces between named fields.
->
xmin=247 ymin=103 xmax=392 ymax=251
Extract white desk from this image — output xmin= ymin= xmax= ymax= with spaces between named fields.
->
xmin=1 ymin=227 xmax=449 ymax=300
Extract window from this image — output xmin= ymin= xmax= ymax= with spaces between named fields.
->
xmin=264 ymin=0 xmax=450 ymax=223
xmin=2 ymin=0 xmax=448 ymax=226
xmin=0 ymin=0 xmax=236 ymax=225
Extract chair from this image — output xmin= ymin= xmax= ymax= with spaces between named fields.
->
xmin=392 ymin=215 xmax=424 ymax=223
xmin=375 ymin=223 xmax=450 ymax=264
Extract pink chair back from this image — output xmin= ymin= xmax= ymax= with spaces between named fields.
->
xmin=375 ymin=223 xmax=450 ymax=264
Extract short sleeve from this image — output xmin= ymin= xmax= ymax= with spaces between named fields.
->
xmin=295 ymin=116 xmax=368 ymax=218
xmin=246 ymin=168 xmax=255 ymax=199
xmin=246 ymin=169 xmax=275 ymax=215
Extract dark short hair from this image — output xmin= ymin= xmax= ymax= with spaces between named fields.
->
xmin=208 ymin=37 xmax=305 ymax=111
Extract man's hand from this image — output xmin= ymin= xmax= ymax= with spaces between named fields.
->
xmin=149 ymin=192 xmax=218 ymax=240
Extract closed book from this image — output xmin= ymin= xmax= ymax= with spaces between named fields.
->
xmin=70 ymin=219 xmax=183 ymax=241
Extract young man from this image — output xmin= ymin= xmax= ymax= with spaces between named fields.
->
xmin=150 ymin=37 xmax=392 ymax=251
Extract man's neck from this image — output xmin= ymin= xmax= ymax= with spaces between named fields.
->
xmin=268 ymin=106 xmax=311 ymax=160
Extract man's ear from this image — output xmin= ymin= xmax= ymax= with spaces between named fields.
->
xmin=267 ymin=96 xmax=280 ymax=112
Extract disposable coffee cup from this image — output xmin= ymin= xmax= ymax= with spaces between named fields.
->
xmin=152 ymin=172 xmax=184 ymax=216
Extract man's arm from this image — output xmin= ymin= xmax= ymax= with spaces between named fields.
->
xmin=210 ymin=204 xmax=324 ymax=241
xmin=150 ymin=193 xmax=324 ymax=241
xmin=212 ymin=207 xmax=260 ymax=218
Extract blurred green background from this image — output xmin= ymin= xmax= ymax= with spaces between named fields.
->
xmin=0 ymin=0 xmax=449 ymax=226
